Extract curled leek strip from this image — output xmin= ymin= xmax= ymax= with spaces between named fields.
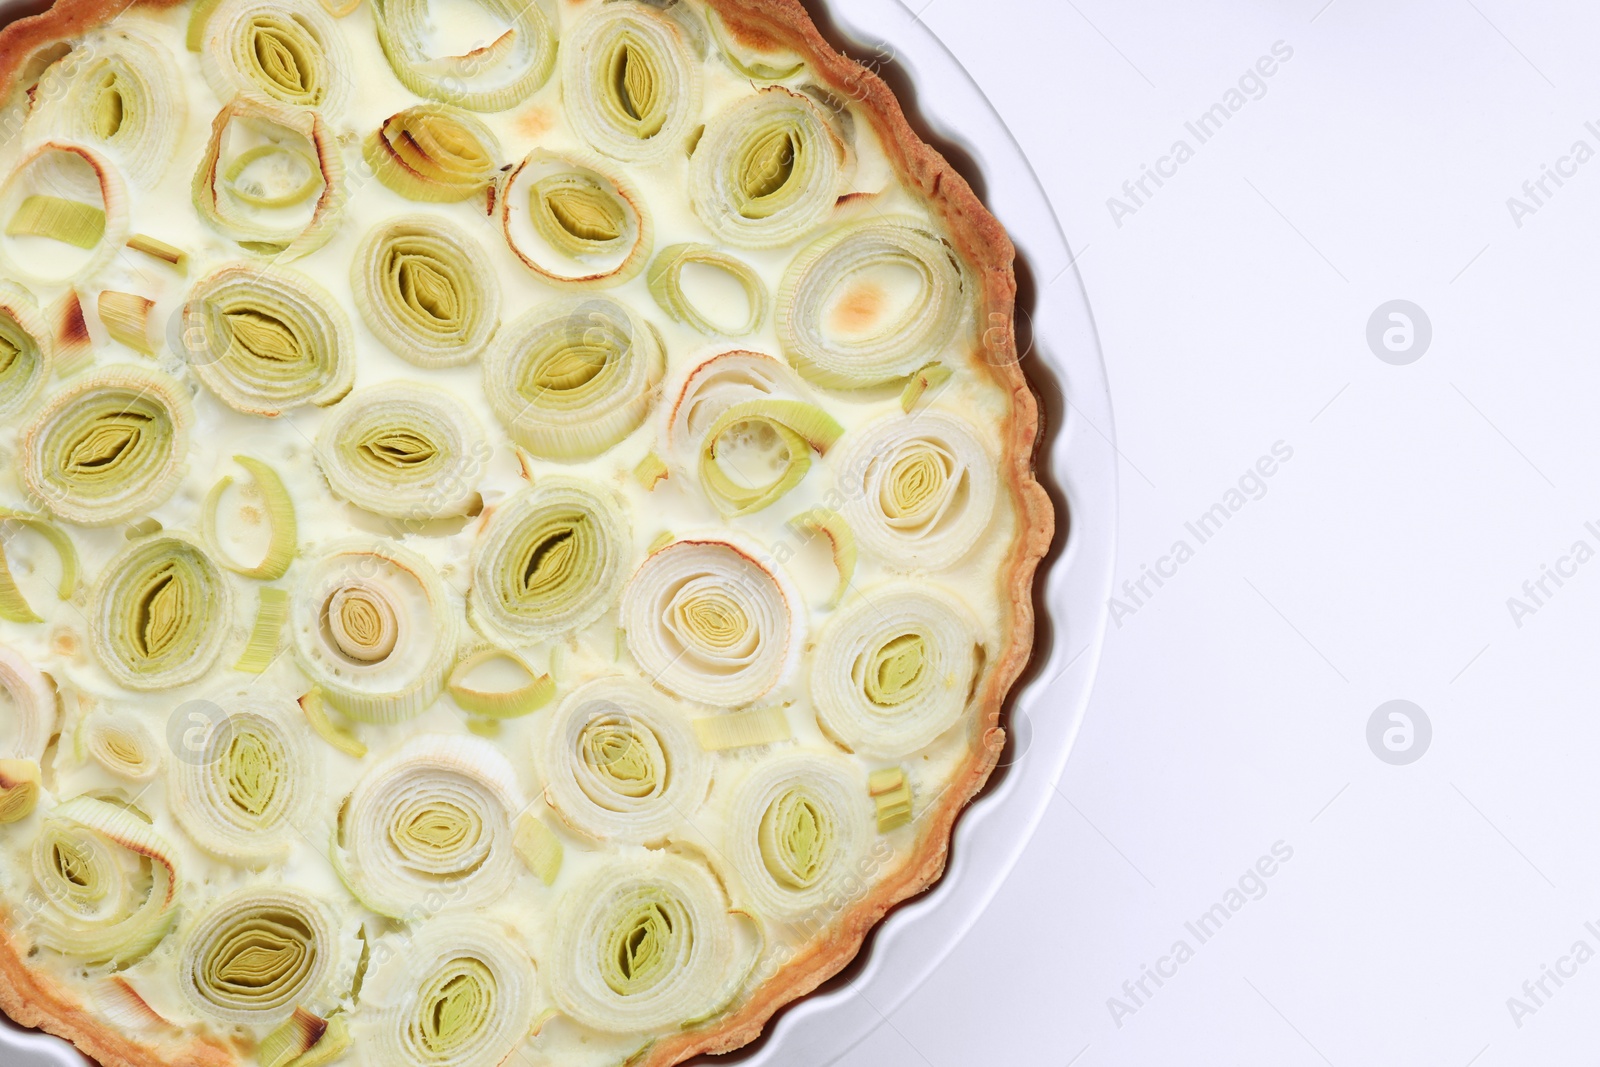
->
xmin=468 ymin=478 xmax=629 ymax=645
xmin=179 ymin=886 xmax=345 ymax=1024
xmin=447 ymin=647 xmax=555 ymax=719
xmin=778 ymin=217 xmax=971 ymax=388
xmin=197 ymin=0 xmax=352 ymax=111
xmin=513 ymin=813 xmax=562 ymax=885
xmin=0 ymin=759 xmax=39 ymax=823
xmin=83 ymin=710 xmax=162 ymax=781
xmin=315 ymin=382 xmax=488 ymax=519
xmin=184 ymin=263 xmax=354 ymax=416
xmin=371 ymin=0 xmax=556 ymax=112
xmin=811 ymin=583 xmax=981 ymax=758
xmin=500 ymin=151 xmax=653 ymax=287
xmin=290 ymin=541 xmax=456 ymax=723
xmin=0 ymin=283 xmax=52 ymax=418
xmin=788 ymin=507 xmax=856 ymax=608
xmin=26 ymin=29 xmax=186 ymax=188
xmin=669 ymin=350 xmax=808 ymax=449
xmin=726 ymin=753 xmax=871 ymax=921
xmin=171 ymin=695 xmax=319 ymax=864
xmin=365 ymin=105 xmax=503 ymax=203
xmin=0 ymin=510 xmax=80 ymax=624
xmin=30 ymin=796 xmax=180 ymax=966
xmin=90 ymin=535 xmax=233 ymax=692
xmin=260 ymin=1008 xmax=349 ymax=1067
xmin=689 ymin=87 xmax=844 ymax=249
xmin=202 ymin=455 xmax=299 ymax=580
xmin=647 ymin=243 xmax=767 ymax=337
xmin=550 ymin=853 xmax=740 ymax=1032
xmin=0 ymin=142 xmax=129 ymax=287
xmin=298 ymin=687 xmax=366 ymax=759
xmin=236 ymin=586 xmax=290 ymax=673
xmin=0 ymin=646 xmax=54 ymax=760
xmin=483 ymin=296 xmax=664 ymax=460
xmin=361 ymin=917 xmax=536 ymax=1067
xmin=621 ymin=538 xmax=800 ymax=706
xmin=535 ymin=677 xmax=711 ymax=845
xmin=561 ymin=3 xmax=702 ymax=163
xmin=19 ymin=366 xmax=192 ymax=527
xmin=337 ymin=735 xmax=523 ymax=917
xmin=192 ymin=97 xmax=344 ymax=259
xmin=901 ymin=362 xmax=952 ymax=412
xmin=352 ymin=214 xmax=502 ymax=368
xmin=698 ymin=399 xmax=843 ymax=517
xmin=836 ymin=411 xmax=998 ymax=571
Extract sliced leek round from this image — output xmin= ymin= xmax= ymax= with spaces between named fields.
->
xmin=0 ymin=142 xmax=129 ymax=286
xmin=777 ymin=217 xmax=971 ymax=387
xmin=690 ymin=87 xmax=844 ymax=249
xmin=170 ymin=694 xmax=319 ymax=864
xmin=0 ymin=283 xmax=51 ymax=422
xmin=371 ymin=0 xmax=556 ymax=112
xmin=337 ymin=735 xmax=523 ymax=918
xmin=197 ymin=0 xmax=351 ymax=111
xmin=352 ymin=213 xmax=501 ymax=369
xmin=811 ymin=583 xmax=980 ymax=757
xmin=83 ymin=710 xmax=162 ymax=781
xmin=468 ymin=478 xmax=629 ymax=645
xmin=561 ymin=3 xmax=702 ymax=163
xmin=179 ymin=886 xmax=347 ymax=1025
xmin=647 ymin=243 xmax=767 ymax=338
xmin=90 ymin=535 xmax=233 ymax=691
xmin=360 ymin=916 xmax=536 ymax=1067
xmin=0 ymin=646 xmax=55 ymax=761
xmin=290 ymin=541 xmax=456 ymax=723
xmin=621 ymin=538 xmax=798 ymax=706
xmin=27 ymin=28 xmax=186 ymax=188
xmin=535 ymin=677 xmax=711 ymax=845
xmin=836 ymin=410 xmax=998 ymax=571
xmin=365 ymin=105 xmax=502 ymax=203
xmin=482 ymin=296 xmax=664 ymax=460
xmin=669 ymin=349 xmax=807 ymax=449
xmin=726 ymin=752 xmax=871 ymax=920
xmin=184 ymin=262 xmax=354 ymax=416
xmin=20 ymin=366 xmax=192 ymax=527
xmin=550 ymin=853 xmax=740 ymax=1033
xmin=697 ymin=399 xmax=842 ymax=517
xmin=500 ymin=151 xmax=652 ymax=287
xmin=315 ymin=381 xmax=488 ymax=520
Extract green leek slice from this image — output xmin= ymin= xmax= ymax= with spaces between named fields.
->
xmin=371 ymin=0 xmax=556 ymax=112
xmin=691 ymin=706 xmax=792 ymax=751
xmin=364 ymin=104 xmax=502 ymax=203
xmin=351 ymin=213 xmax=502 ymax=369
xmin=646 ymin=243 xmax=767 ymax=337
xmin=447 ymin=647 xmax=555 ymax=719
xmin=89 ymin=535 xmax=232 ymax=691
xmin=561 ymin=3 xmax=702 ymax=163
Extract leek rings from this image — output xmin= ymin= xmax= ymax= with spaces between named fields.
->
xmin=90 ymin=535 xmax=233 ymax=691
xmin=561 ymin=3 xmax=702 ymax=163
xmin=352 ymin=213 xmax=501 ymax=369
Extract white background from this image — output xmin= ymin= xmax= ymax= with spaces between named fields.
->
xmin=835 ymin=1 xmax=1600 ymax=1065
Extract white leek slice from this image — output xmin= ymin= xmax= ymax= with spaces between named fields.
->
xmin=183 ymin=262 xmax=354 ymax=416
xmin=482 ymin=296 xmax=664 ymax=460
xmin=0 ymin=142 xmax=129 ymax=287
xmin=336 ymin=735 xmax=523 ymax=917
xmin=371 ymin=0 xmax=556 ymax=112
xmin=365 ymin=104 xmax=502 ymax=203
xmin=170 ymin=694 xmax=320 ymax=864
xmin=468 ymin=478 xmax=629 ymax=645
xmin=30 ymin=796 xmax=180 ymax=967
xmin=777 ymin=217 xmax=971 ymax=387
xmin=725 ymin=752 xmax=871 ymax=921
xmin=290 ymin=541 xmax=456 ymax=723
xmin=0 ymin=646 xmax=55 ymax=760
xmin=560 ymin=2 xmax=702 ymax=163
xmin=499 ymin=150 xmax=653 ymax=287
xmin=314 ymin=381 xmax=487 ymax=519
xmin=19 ymin=365 xmax=192 ymax=527
xmin=668 ymin=349 xmax=808 ymax=450
xmin=535 ymin=676 xmax=710 ymax=845
xmin=647 ymin=243 xmax=767 ymax=337
xmin=620 ymin=537 xmax=799 ymax=706
xmin=0 ymin=283 xmax=52 ymax=418
xmin=351 ymin=213 xmax=501 ymax=369
xmin=811 ymin=583 xmax=980 ymax=758
xmin=89 ymin=535 xmax=233 ymax=691
xmin=27 ymin=28 xmax=187 ymax=187
xmin=197 ymin=0 xmax=352 ymax=111
xmin=83 ymin=710 xmax=162 ymax=781
xmin=689 ymin=87 xmax=844 ymax=249
xmin=358 ymin=916 xmax=537 ymax=1067
xmin=179 ymin=886 xmax=350 ymax=1025
xmin=835 ymin=410 xmax=998 ymax=571
xmin=0 ymin=759 xmax=39 ymax=823
xmin=549 ymin=853 xmax=741 ymax=1033
xmin=192 ymin=96 xmax=344 ymax=259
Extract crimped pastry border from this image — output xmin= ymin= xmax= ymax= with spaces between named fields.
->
xmin=0 ymin=0 xmax=1057 ymax=1063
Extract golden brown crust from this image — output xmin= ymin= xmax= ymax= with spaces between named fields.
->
xmin=0 ymin=0 xmax=1055 ymax=1063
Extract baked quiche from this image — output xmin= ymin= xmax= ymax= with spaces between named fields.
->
xmin=0 ymin=0 xmax=1051 ymax=1063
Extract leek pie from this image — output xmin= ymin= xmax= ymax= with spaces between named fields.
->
xmin=0 ymin=0 xmax=1051 ymax=1063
